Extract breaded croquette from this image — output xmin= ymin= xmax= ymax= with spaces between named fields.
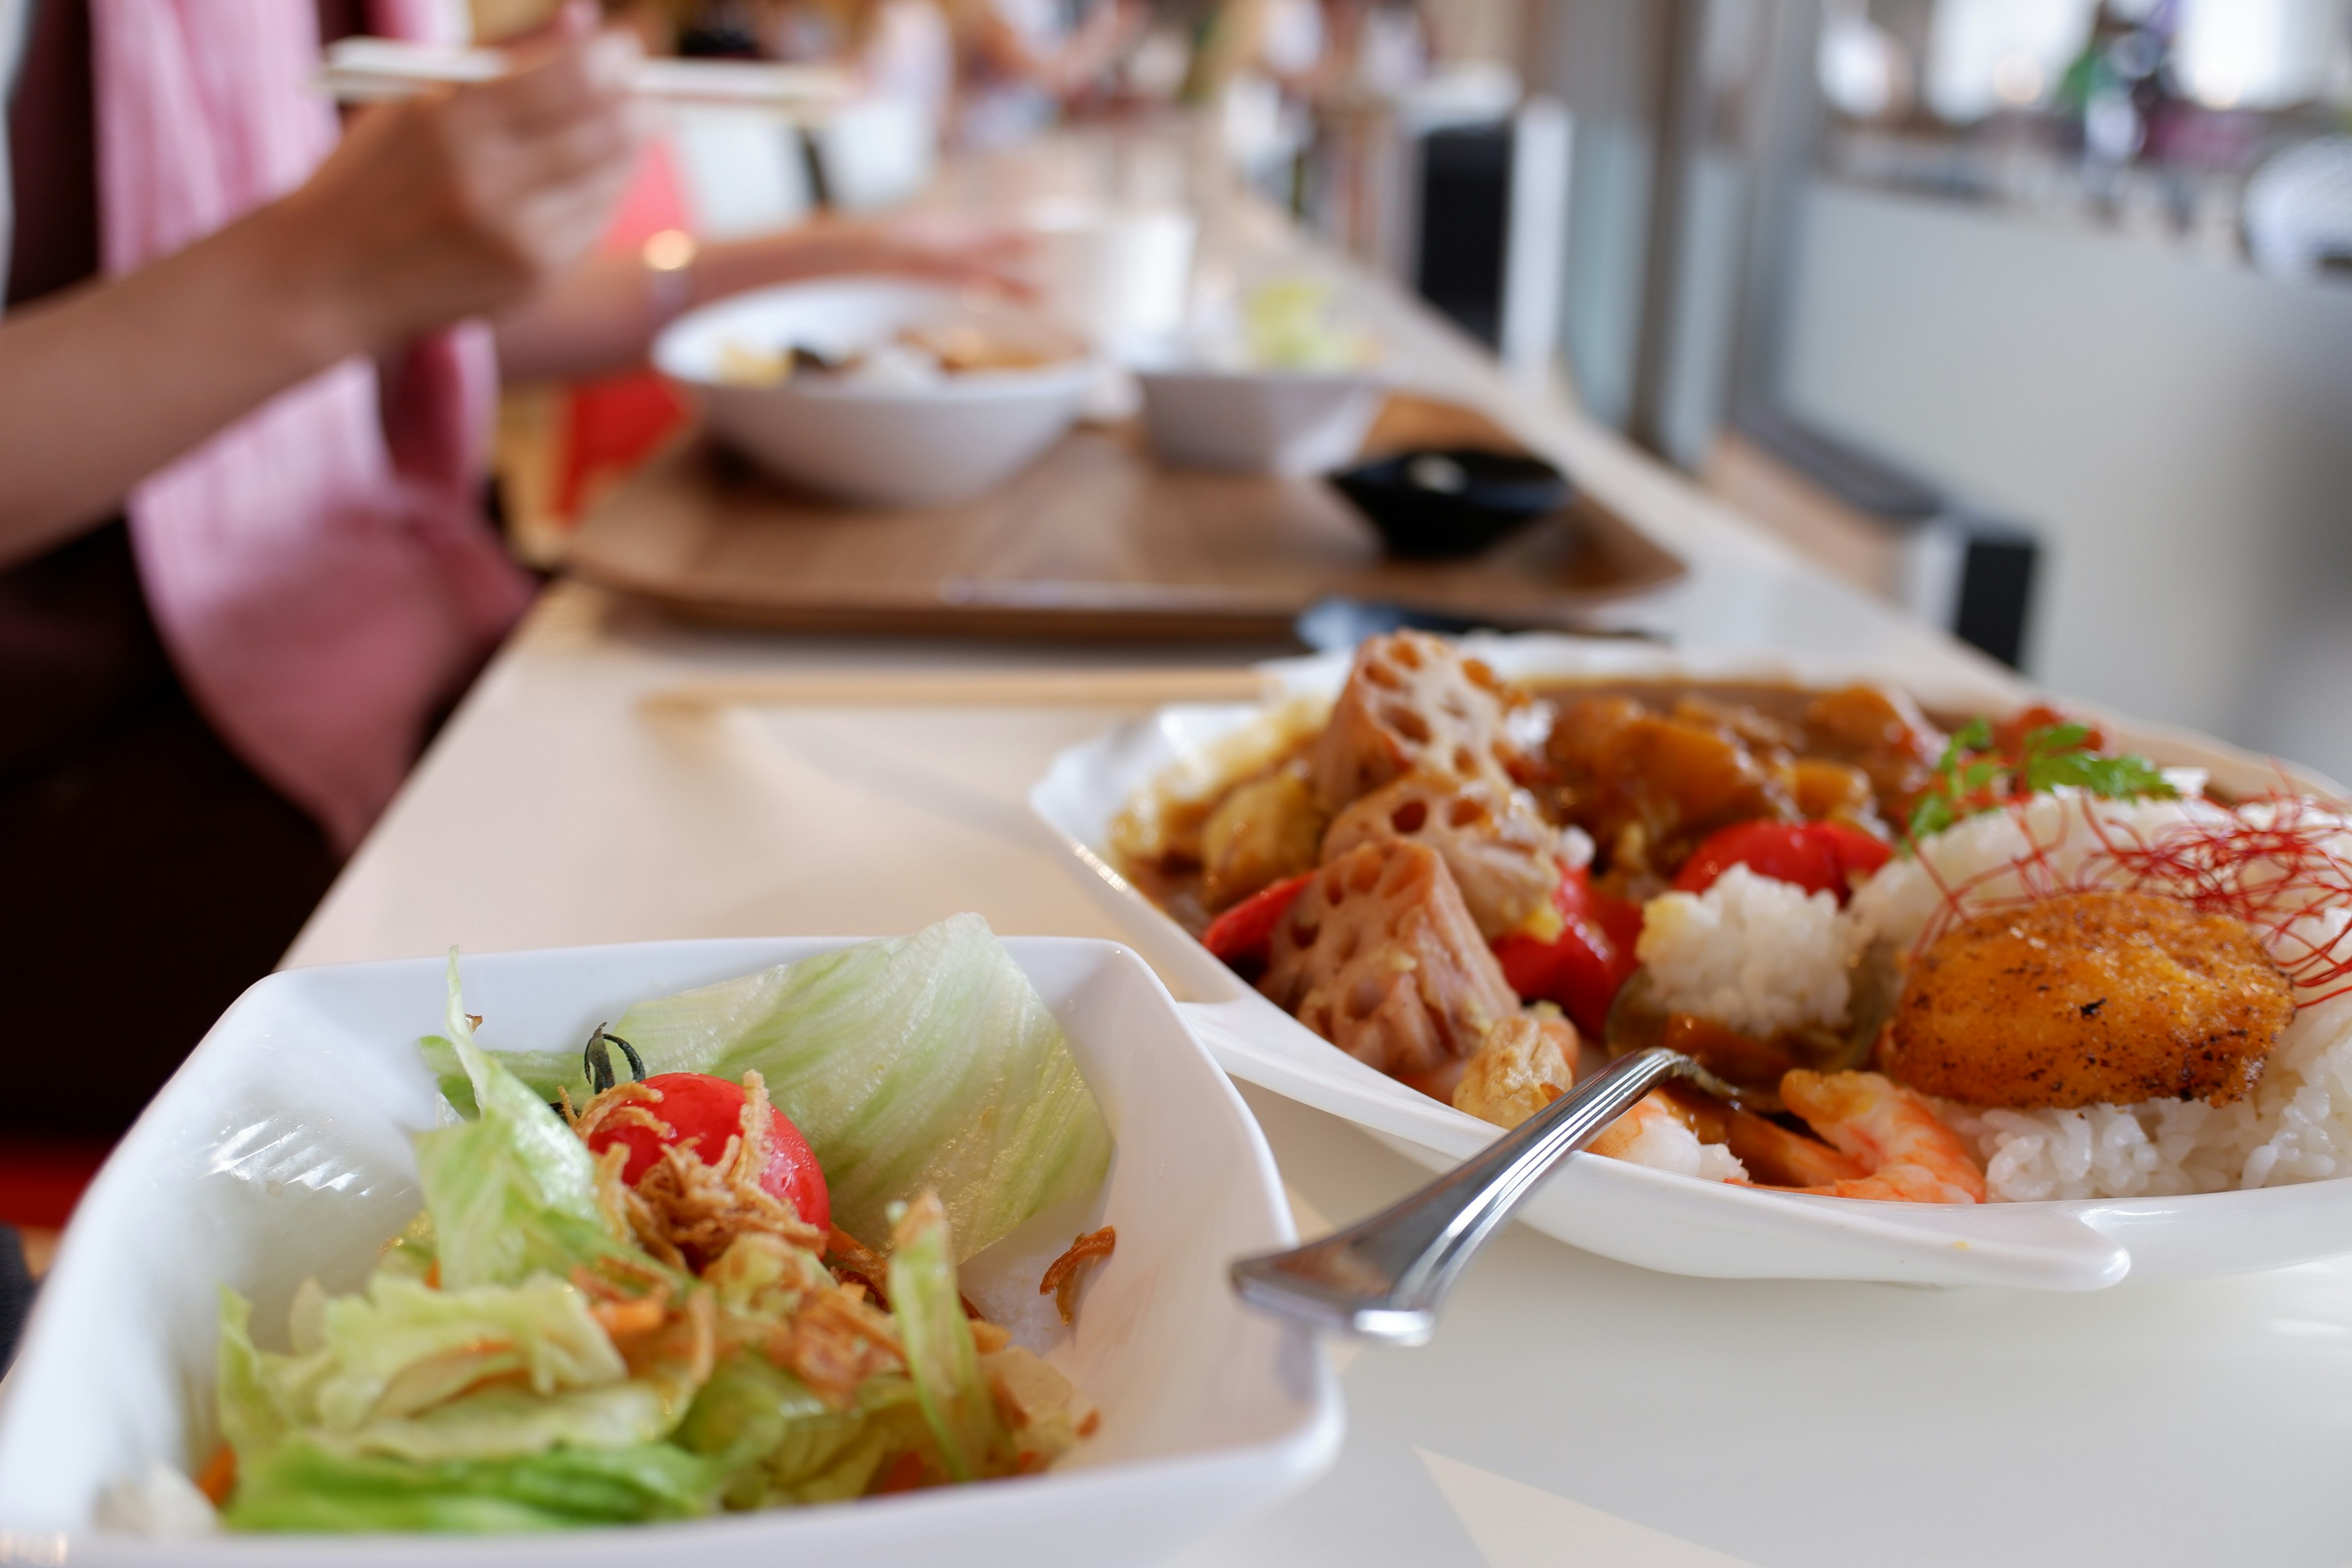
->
xmin=1885 ymin=889 xmax=2294 ymax=1108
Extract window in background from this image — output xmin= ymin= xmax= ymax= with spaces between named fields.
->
xmin=1821 ymin=0 xmax=2352 ymax=271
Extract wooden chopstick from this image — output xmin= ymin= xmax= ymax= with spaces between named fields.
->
xmin=319 ymin=38 xmax=853 ymax=110
xmin=641 ymin=668 xmax=1281 ymax=715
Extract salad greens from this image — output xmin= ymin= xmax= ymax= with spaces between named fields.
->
xmin=423 ymin=914 xmax=1113 ymax=1258
xmin=889 ymin=1194 xmax=1011 ymax=1482
xmin=413 ymin=970 xmax=652 ymax=1294
xmin=214 ymin=918 xmax=1109 ymax=1533
xmin=1907 ymin=718 xmax=2176 ymax=842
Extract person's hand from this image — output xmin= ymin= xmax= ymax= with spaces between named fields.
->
xmin=268 ymin=1 xmax=645 ymax=360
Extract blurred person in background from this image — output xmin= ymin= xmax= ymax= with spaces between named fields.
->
xmin=948 ymin=0 xmax=1146 ymax=145
xmin=0 ymin=0 xmax=1012 ymax=1136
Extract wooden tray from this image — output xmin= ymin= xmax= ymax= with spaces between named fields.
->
xmin=565 ymin=394 xmax=1686 ymax=640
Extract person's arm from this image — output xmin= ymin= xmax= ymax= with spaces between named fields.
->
xmin=0 ymin=2 xmax=643 ymax=571
xmin=491 ymin=215 xmax=1030 ymax=383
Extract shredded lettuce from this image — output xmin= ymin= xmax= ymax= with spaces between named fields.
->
xmin=889 ymin=1195 xmax=1010 ymax=1482
xmin=304 ymin=1274 xmax=627 ymax=1432
xmin=218 ymin=1273 xmax=697 ymax=1466
xmin=217 ymin=1287 xmax=293 ymax=1461
xmin=214 ymin=924 xmax=1106 ymax=1532
xmin=413 ymin=954 xmax=644 ymax=1291
xmin=436 ymin=916 xmax=1112 ymax=1256
xmin=222 ymin=1438 xmax=718 ymax=1532
xmin=677 ymin=1354 xmax=928 ymax=1508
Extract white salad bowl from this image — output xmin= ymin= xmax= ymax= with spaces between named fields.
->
xmin=1028 ymin=634 xmax=2352 ymax=1292
xmin=1131 ymin=361 xmax=1385 ymax=477
xmin=655 ymin=279 xmax=1098 ymax=508
xmin=0 ymin=937 xmax=1339 ymax=1566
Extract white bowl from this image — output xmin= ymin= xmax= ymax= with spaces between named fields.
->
xmin=1132 ymin=363 xmax=1383 ymax=476
xmin=0 ymin=937 xmax=1339 ymax=1565
xmin=1029 ymin=635 xmax=2352 ymax=1292
xmin=655 ymin=280 xmax=1098 ymax=508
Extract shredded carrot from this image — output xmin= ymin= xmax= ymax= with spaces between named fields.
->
xmin=874 ymin=1450 xmax=929 ymax=1494
xmin=825 ymin=1226 xmax=894 ymax=1311
xmin=590 ymin=1296 xmax=667 ymax=1339
xmin=1038 ymin=1226 xmax=1117 ymax=1325
xmin=195 ymin=1442 xmax=236 ymax=1507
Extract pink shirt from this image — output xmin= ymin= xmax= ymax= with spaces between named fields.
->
xmin=85 ymin=0 xmax=532 ymax=850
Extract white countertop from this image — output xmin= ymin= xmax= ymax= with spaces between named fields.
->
xmin=282 ymin=143 xmax=2351 ymax=1568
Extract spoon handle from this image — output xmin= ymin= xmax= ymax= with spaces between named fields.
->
xmin=1229 ymin=1047 xmax=1689 ymax=1344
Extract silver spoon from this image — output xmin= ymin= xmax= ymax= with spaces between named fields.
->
xmin=1229 ymin=1047 xmax=1739 ymax=1345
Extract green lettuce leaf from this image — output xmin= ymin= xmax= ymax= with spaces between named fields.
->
xmin=219 ymin=1272 xmax=699 ymax=1468
xmin=223 ymin=1436 xmax=718 ymax=1532
xmin=462 ymin=916 xmax=1112 ymax=1257
xmin=305 ymin=1273 xmax=628 ymax=1434
xmin=676 ymin=1353 xmax=927 ymax=1509
xmin=413 ymin=952 xmax=642 ymax=1291
xmin=889 ymin=1196 xmax=1010 ymax=1483
xmin=217 ymin=1287 xmax=295 ymax=1461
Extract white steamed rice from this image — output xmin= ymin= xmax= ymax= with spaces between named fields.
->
xmin=1638 ymin=865 xmax=1866 ymax=1038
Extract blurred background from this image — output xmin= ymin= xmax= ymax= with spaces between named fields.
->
xmin=546 ymin=0 xmax=2352 ymax=785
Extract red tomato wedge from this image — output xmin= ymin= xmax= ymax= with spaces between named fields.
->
xmin=1491 ymin=865 xmax=1643 ymax=1036
xmin=582 ymin=1072 xmax=829 ymax=1233
xmin=1200 ymin=872 xmax=1316 ymax=976
xmin=1671 ymin=819 xmax=1891 ymax=904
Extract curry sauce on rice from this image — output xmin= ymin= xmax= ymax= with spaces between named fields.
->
xmin=1114 ymin=633 xmax=2352 ymax=1205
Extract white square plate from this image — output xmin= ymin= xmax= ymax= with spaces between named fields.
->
xmin=1029 ymin=635 xmax=2352 ymax=1292
xmin=0 ymin=937 xmax=1340 ymax=1564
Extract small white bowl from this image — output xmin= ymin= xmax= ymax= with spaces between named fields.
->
xmin=1029 ymin=635 xmax=2352 ymax=1292
xmin=1132 ymin=362 xmax=1384 ymax=476
xmin=656 ymin=280 xmax=1098 ymax=508
xmin=0 ymin=937 xmax=1338 ymax=1566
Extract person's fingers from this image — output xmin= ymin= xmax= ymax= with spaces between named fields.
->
xmin=502 ymin=167 xmax=636 ymax=273
xmin=491 ymin=97 xmax=641 ymax=206
xmin=475 ymin=25 xmax=637 ymax=136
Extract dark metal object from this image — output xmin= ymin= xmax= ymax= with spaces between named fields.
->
xmin=0 ymin=1226 xmax=30 ymax=1376
xmin=1292 ymin=597 xmax=1668 ymax=653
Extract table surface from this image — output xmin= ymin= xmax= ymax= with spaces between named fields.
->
xmin=286 ymin=137 xmax=2352 ymax=1568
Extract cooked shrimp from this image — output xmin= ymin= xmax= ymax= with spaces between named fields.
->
xmin=1774 ymin=1069 xmax=1986 ymax=1204
xmin=1585 ymin=1091 xmax=1685 ymax=1160
xmin=1587 ymin=1090 xmax=1749 ymax=1182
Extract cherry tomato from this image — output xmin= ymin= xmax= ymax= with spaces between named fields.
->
xmin=1200 ymin=872 xmax=1316 ymax=978
xmin=1671 ymin=819 xmax=1891 ymax=904
xmin=583 ymin=1072 xmax=829 ymax=1232
xmin=1993 ymin=703 xmax=2103 ymax=756
xmin=1491 ymin=865 xmax=1643 ymax=1036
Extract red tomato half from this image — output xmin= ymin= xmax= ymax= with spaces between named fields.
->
xmin=583 ymin=1072 xmax=829 ymax=1232
xmin=1200 ymin=872 xmax=1316 ymax=978
xmin=1491 ymin=865 xmax=1643 ymax=1036
xmin=1672 ymin=820 xmax=1891 ymax=904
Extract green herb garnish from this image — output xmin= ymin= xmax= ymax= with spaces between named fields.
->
xmin=1906 ymin=718 xmax=2174 ymax=842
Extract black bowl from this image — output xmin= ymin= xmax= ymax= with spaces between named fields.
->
xmin=1326 ymin=447 xmax=1572 ymax=560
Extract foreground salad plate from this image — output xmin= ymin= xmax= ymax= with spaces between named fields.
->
xmin=1030 ymin=635 xmax=2352 ymax=1292
xmin=0 ymin=937 xmax=1338 ymax=1565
